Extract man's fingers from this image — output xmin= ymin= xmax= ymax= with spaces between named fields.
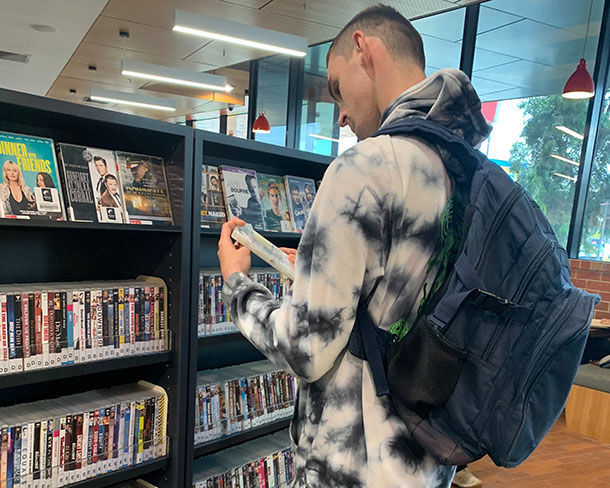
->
xmin=279 ymin=247 xmax=297 ymax=256
xmin=219 ymin=218 xmax=246 ymax=245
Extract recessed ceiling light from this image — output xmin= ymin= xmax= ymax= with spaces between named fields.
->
xmin=173 ymin=9 xmax=307 ymax=57
xmin=31 ymin=24 xmax=56 ymax=33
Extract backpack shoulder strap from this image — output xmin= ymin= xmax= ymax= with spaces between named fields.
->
xmin=373 ymin=117 xmax=484 ymax=182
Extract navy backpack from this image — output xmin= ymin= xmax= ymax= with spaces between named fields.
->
xmin=348 ymin=117 xmax=600 ymax=467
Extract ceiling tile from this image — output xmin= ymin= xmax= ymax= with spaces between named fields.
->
xmin=477 ymin=6 xmax=523 ymax=35
xmin=471 ymin=47 xmax=520 ymax=71
xmin=48 ymin=76 xmax=220 ymax=119
xmin=185 ymin=41 xmax=263 ymax=68
xmin=412 ymin=8 xmax=465 ymax=42
xmin=85 ymin=17 xmax=206 ymax=61
xmin=481 ymin=0 xmax=603 ymax=35
xmin=475 ymin=19 xmax=584 ymax=67
xmin=420 ymin=35 xmax=462 ymax=70
xmin=102 ymin=0 xmax=336 ymax=44
xmin=264 ymin=0 xmax=453 ymax=29
xmin=0 ymin=0 xmax=107 ymax=96
xmin=474 ymin=59 xmax=568 ymax=92
xmin=471 ymin=76 xmax=519 ymax=96
xmin=59 ymin=42 xmax=218 ymax=90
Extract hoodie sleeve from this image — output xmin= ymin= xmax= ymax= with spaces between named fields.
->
xmin=222 ymin=139 xmax=396 ymax=383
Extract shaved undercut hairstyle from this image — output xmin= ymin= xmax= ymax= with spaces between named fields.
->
xmin=326 ymin=4 xmax=425 ymax=69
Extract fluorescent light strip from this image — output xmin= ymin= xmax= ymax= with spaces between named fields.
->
xmin=173 ymin=26 xmax=306 ymax=57
xmin=90 ymin=95 xmax=176 ymax=112
xmin=555 ymin=126 xmax=584 ymax=140
xmin=122 ymin=70 xmax=233 ymax=92
xmin=173 ymin=10 xmax=308 ymax=57
xmin=121 ymin=60 xmax=232 ymax=92
xmin=550 ymin=154 xmax=580 ymax=166
xmin=554 ymin=172 xmax=577 ymax=182
xmin=90 ymin=88 xmax=175 ymax=112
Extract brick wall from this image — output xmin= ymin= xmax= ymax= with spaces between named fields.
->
xmin=569 ymin=259 xmax=610 ymax=319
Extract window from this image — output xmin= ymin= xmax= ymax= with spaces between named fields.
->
xmin=473 ymin=0 xmax=603 ymax=248
xmin=412 ymin=8 xmax=465 ymax=76
xmin=579 ymin=90 xmax=610 ymax=261
xmin=254 ymin=56 xmax=289 ymax=147
xmin=298 ymin=42 xmax=344 ymax=157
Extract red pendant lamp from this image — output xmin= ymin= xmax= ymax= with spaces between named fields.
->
xmin=563 ymin=0 xmax=595 ymax=99
xmin=252 ymin=112 xmax=271 ymax=133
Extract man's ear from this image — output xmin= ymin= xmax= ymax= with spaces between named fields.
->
xmin=352 ymin=30 xmax=375 ymax=77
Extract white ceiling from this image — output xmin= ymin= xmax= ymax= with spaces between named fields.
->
xmin=0 ymin=0 xmax=483 ymax=120
xmin=0 ymin=0 xmax=108 ymax=96
xmin=1 ymin=0 xmax=592 ymax=119
xmin=412 ymin=0 xmax=604 ymax=102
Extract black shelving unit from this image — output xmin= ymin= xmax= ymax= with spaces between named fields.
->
xmin=185 ymin=130 xmax=332 ymax=487
xmin=193 ymin=418 xmax=291 ymax=458
xmin=67 ymin=458 xmax=171 ymax=488
xmin=0 ymin=88 xmax=194 ymax=488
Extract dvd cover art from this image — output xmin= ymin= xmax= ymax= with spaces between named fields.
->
xmin=258 ymin=173 xmax=294 ymax=233
xmin=0 ymin=131 xmax=65 ymax=220
xmin=116 ymin=152 xmax=173 ymax=225
xmin=284 ymin=175 xmax=316 ymax=233
xmin=57 ymin=144 xmax=125 ymax=223
xmin=219 ymin=166 xmax=264 ymax=231
xmin=200 ymin=165 xmax=227 ymax=229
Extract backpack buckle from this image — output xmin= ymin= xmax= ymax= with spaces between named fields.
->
xmin=471 ymin=290 xmax=514 ymax=315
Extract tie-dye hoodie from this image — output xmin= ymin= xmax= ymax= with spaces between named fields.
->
xmin=222 ymin=69 xmax=491 ymax=487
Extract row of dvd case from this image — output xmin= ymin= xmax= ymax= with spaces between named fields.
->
xmin=192 ymin=430 xmax=294 ymax=488
xmin=195 ymin=361 xmax=296 ymax=445
xmin=201 ymin=165 xmax=318 ymax=234
xmin=0 ymin=278 xmax=168 ymax=375
xmin=0 ymin=381 xmax=167 ymax=487
xmin=0 ymin=130 xmax=173 ymax=225
xmin=198 ymin=270 xmax=291 ymax=337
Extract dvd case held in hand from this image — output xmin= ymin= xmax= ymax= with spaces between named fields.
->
xmin=231 ymin=225 xmax=295 ymax=280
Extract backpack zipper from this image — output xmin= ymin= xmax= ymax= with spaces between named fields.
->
xmin=507 ymin=320 xmax=582 ymax=462
xmin=481 ymin=241 xmax=554 ymax=363
xmin=511 ymin=291 xmax=577 ymax=404
xmin=474 ymin=187 xmax=523 ymax=272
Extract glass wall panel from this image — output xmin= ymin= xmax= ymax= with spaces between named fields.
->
xmin=473 ymin=0 xmax=603 ymax=248
xmin=412 ymin=8 xmax=465 ymax=76
xmin=579 ymin=89 xmax=610 ymax=261
xmin=255 ymin=56 xmax=289 ymax=147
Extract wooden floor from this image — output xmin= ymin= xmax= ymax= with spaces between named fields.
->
xmin=469 ymin=414 xmax=610 ymax=487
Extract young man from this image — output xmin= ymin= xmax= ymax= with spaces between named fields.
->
xmin=218 ymin=5 xmax=490 ymax=487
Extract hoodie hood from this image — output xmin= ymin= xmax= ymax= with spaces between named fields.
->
xmin=379 ymin=68 xmax=492 ymax=148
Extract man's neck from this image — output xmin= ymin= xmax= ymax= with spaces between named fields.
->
xmin=376 ymin=63 xmax=426 ymax=116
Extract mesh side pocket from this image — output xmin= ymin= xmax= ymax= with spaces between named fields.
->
xmin=387 ymin=316 xmax=466 ymax=417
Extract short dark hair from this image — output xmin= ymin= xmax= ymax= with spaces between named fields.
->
xmin=104 ymin=174 xmax=117 ymax=183
xmin=93 ymin=156 xmax=107 ymax=166
xmin=327 ymin=4 xmax=425 ymax=69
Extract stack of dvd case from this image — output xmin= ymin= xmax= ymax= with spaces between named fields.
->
xmin=198 ymin=269 xmax=291 ymax=337
xmin=0 ymin=381 xmax=167 ymax=487
xmin=195 ymin=361 xmax=296 ymax=445
xmin=192 ymin=430 xmax=293 ymax=488
xmin=0 ymin=278 xmax=168 ymax=374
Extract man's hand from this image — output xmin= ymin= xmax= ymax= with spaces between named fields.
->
xmin=218 ymin=218 xmax=251 ymax=280
xmin=279 ymin=247 xmax=297 ymax=265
